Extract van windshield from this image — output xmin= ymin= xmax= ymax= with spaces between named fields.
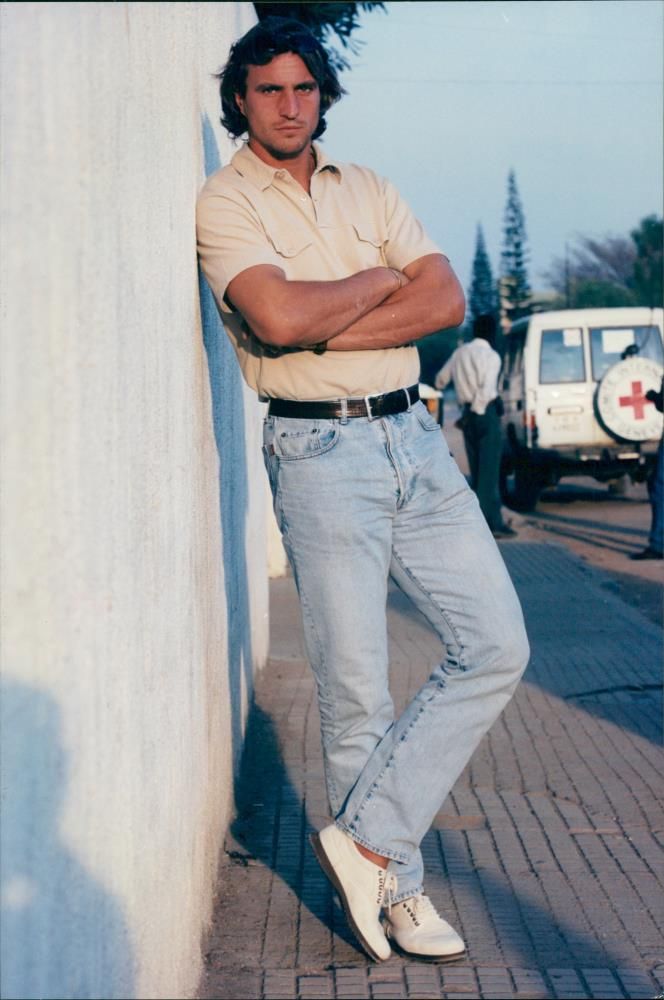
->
xmin=590 ymin=325 xmax=663 ymax=380
xmin=539 ymin=328 xmax=585 ymax=383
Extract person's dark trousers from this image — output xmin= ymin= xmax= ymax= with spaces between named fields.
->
xmin=648 ymin=437 xmax=663 ymax=554
xmin=462 ymin=401 xmax=505 ymax=532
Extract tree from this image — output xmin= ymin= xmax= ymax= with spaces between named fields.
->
xmin=543 ymin=216 xmax=663 ymax=309
xmin=467 ymin=224 xmax=496 ymax=326
xmin=253 ymin=2 xmax=386 ymax=70
xmin=544 ymin=234 xmax=636 ymax=307
xmin=500 ymin=170 xmax=531 ymax=325
xmin=562 ymin=280 xmax=636 ymax=309
xmin=631 ymin=214 xmax=663 ymax=307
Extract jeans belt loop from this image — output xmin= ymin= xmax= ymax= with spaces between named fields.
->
xmin=340 ymin=397 xmax=348 ymax=425
xmin=403 ymin=386 xmax=413 ymax=412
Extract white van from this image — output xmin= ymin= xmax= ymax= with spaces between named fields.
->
xmin=499 ymin=307 xmax=663 ymax=509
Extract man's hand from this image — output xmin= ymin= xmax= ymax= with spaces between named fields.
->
xmin=326 ymin=254 xmax=465 ymax=352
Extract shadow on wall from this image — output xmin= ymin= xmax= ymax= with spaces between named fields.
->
xmin=198 ymin=113 xmax=255 ymax=773
xmin=0 ymin=678 xmax=135 ymax=1000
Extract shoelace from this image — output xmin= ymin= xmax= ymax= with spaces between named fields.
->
xmin=410 ymin=894 xmax=439 ymax=921
xmin=383 ymin=872 xmax=399 ymax=913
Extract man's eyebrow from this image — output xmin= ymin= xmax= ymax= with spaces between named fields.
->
xmin=254 ymin=79 xmax=318 ymax=90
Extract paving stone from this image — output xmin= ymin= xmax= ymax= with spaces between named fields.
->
xmin=548 ymin=967 xmax=589 ymax=998
xmin=511 ymin=969 xmax=549 ymax=999
xmin=334 ymin=967 xmax=370 ymax=998
xmin=615 ymin=967 xmax=658 ymax=999
xmin=297 ymin=973 xmax=335 ymax=998
xmin=581 ymin=967 xmax=625 ymax=997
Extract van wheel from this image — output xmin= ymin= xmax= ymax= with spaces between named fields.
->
xmin=500 ymin=459 xmax=544 ymax=511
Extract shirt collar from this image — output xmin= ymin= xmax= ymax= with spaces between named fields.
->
xmin=231 ymin=141 xmax=342 ymax=191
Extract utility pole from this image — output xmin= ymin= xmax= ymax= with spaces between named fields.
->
xmin=564 ymin=241 xmax=570 ymax=308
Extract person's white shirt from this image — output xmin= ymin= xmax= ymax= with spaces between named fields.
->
xmin=434 ymin=338 xmax=501 ymax=415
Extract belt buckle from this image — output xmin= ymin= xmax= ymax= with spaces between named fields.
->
xmin=402 ymin=386 xmax=412 ymax=411
xmin=363 ymin=393 xmax=378 ymax=421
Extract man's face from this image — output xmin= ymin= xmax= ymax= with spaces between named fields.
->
xmin=235 ymin=52 xmax=321 ymax=163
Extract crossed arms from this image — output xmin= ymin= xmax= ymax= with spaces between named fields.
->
xmin=225 ymin=253 xmax=465 ymax=352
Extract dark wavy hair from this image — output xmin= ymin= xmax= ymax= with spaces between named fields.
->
xmin=473 ymin=313 xmax=498 ymax=345
xmin=218 ymin=17 xmax=345 ymax=141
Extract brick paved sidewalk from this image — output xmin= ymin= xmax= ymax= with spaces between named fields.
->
xmin=199 ymin=542 xmax=663 ymax=1000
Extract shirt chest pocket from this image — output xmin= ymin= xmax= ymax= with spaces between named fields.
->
xmin=350 ymin=221 xmax=388 ymax=268
xmin=265 ymin=227 xmax=313 ymax=262
xmin=263 ymin=219 xmax=387 ymax=272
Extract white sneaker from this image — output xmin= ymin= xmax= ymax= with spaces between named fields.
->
xmin=384 ymin=894 xmax=466 ymax=961
xmin=310 ymin=825 xmax=396 ymax=961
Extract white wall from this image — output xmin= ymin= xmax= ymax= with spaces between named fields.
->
xmin=0 ymin=4 xmax=268 ymax=998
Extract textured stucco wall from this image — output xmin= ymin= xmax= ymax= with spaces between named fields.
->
xmin=0 ymin=3 xmax=268 ymax=998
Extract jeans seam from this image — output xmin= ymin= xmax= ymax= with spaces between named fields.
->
xmin=390 ymin=546 xmax=468 ymax=672
xmin=342 ymin=544 xmax=469 ymax=844
xmin=279 ymin=500 xmax=342 ymax=812
xmin=345 ymin=690 xmax=447 ymax=846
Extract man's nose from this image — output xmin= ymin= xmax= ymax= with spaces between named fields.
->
xmin=279 ymin=90 xmax=299 ymax=118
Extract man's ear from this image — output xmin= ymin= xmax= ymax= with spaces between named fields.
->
xmin=235 ymin=92 xmax=246 ymax=116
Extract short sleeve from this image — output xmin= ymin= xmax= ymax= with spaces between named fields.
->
xmin=196 ymin=189 xmax=283 ymax=314
xmin=380 ymin=177 xmax=444 ymax=272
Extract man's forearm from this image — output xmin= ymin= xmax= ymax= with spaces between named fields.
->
xmin=326 ymin=256 xmax=465 ymax=352
xmin=227 ymin=265 xmax=403 ymax=348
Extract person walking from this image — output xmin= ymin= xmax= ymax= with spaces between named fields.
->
xmin=435 ymin=314 xmax=516 ymax=538
xmin=197 ymin=17 xmax=529 ymax=963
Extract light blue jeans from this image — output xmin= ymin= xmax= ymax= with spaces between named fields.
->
xmin=263 ymin=401 xmax=529 ymax=902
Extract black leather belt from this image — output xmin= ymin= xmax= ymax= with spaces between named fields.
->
xmin=267 ymin=384 xmax=420 ymax=420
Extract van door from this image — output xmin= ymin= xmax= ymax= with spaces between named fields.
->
xmin=535 ymin=326 xmax=596 ymax=449
xmin=501 ymin=322 xmax=527 ymax=447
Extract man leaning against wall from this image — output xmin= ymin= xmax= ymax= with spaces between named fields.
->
xmin=196 ymin=16 xmax=529 ymax=964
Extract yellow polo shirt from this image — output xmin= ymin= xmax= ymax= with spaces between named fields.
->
xmin=196 ymin=142 xmax=443 ymax=400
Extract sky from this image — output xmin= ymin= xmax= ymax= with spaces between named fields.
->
xmin=321 ymin=0 xmax=663 ymax=296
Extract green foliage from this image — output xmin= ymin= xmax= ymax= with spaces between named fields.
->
xmin=253 ymin=2 xmax=386 ymax=70
xmin=467 ymin=224 xmax=496 ymax=325
xmin=631 ymin=214 xmax=663 ymax=307
xmin=550 ymin=280 xmax=636 ymax=310
xmin=500 ymin=170 xmax=531 ymax=322
xmin=545 ymin=215 xmax=662 ymax=309
xmin=416 ymin=327 xmax=465 ymax=387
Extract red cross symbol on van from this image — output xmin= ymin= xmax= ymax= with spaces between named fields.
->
xmin=618 ymin=380 xmax=653 ymax=420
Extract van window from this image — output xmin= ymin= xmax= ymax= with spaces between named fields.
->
xmin=590 ymin=325 xmax=664 ymax=380
xmin=539 ymin=328 xmax=585 ymax=383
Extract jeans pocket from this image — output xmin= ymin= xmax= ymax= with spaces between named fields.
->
xmin=273 ymin=419 xmax=341 ymax=461
xmin=414 ymin=401 xmax=441 ymax=432
xmin=262 ymin=418 xmax=280 ymax=495
xmin=261 ymin=443 xmax=278 ymax=495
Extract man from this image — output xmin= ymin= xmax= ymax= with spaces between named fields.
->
xmin=435 ymin=314 xmax=516 ymax=538
xmin=197 ymin=17 xmax=529 ymax=964
xmin=630 ymin=377 xmax=663 ymax=560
